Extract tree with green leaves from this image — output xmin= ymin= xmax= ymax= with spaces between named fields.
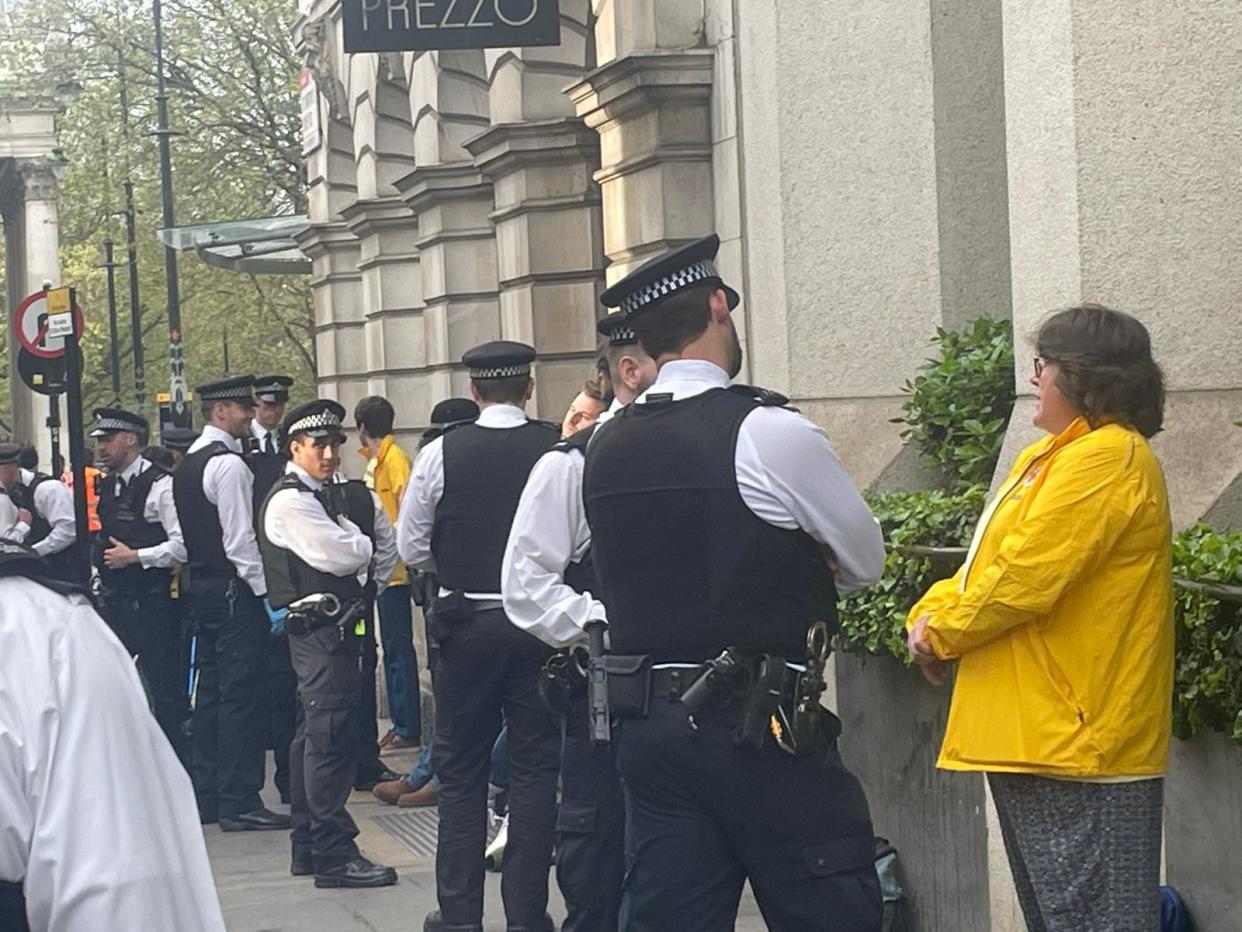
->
xmin=0 ymin=0 xmax=314 ymax=434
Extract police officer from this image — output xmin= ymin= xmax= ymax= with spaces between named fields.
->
xmin=501 ymin=316 xmax=657 ymax=932
xmin=90 ymin=407 xmax=191 ymax=763
xmin=172 ymin=375 xmax=290 ymax=832
xmin=248 ymin=374 xmax=298 ymax=804
xmin=162 ymin=427 xmax=199 ymax=467
xmin=397 ymin=342 xmax=561 ymax=932
xmin=0 ymin=443 xmax=78 ymax=583
xmin=581 ymin=235 xmax=888 ymax=930
xmin=258 ymin=399 xmax=398 ymax=888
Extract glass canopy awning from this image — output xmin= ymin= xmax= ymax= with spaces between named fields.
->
xmin=157 ymin=215 xmax=311 ymax=275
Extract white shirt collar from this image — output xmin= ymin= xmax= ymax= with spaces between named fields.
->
xmin=19 ymin=468 xmax=34 ymax=486
xmin=596 ymin=397 xmax=625 ymax=428
xmin=476 ymin=404 xmax=528 ymax=428
xmin=285 ymin=461 xmax=324 ymax=491
xmin=250 ymin=421 xmax=272 ymax=442
xmin=635 ymin=359 xmax=730 ymax=404
xmin=119 ymin=455 xmax=148 ymax=483
xmin=200 ymin=423 xmax=244 ymax=454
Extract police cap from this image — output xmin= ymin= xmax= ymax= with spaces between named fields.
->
xmin=161 ymin=427 xmax=199 ymax=452
xmin=90 ymin=407 xmax=148 ymax=438
xmin=0 ymin=442 xmax=20 ymax=465
xmin=596 ymin=312 xmax=638 ymax=347
xmin=197 ymin=374 xmax=257 ymax=404
xmin=281 ymin=399 xmax=347 ymax=448
xmin=254 ymin=374 xmax=293 ymax=404
xmin=462 ymin=341 xmax=536 ymax=380
xmin=599 ymin=234 xmax=740 ymax=320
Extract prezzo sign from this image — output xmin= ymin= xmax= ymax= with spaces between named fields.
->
xmin=342 ymin=0 xmax=561 ymax=52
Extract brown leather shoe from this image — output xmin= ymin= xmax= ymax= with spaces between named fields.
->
xmin=382 ymin=734 xmax=421 ymax=754
xmin=377 ymin=727 xmax=396 ymax=751
xmin=397 ymin=783 xmax=439 ymax=808
xmin=372 ymin=776 xmax=413 ymax=806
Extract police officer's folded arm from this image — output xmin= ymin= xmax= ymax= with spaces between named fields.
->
xmin=266 ymin=487 xmax=373 ymax=577
xmin=737 ymin=405 xmax=886 ymax=590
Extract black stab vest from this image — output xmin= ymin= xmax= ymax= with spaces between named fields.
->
xmin=173 ymin=441 xmax=244 ymax=579
xmin=9 ymin=474 xmax=82 ymax=584
xmin=93 ymin=462 xmax=172 ymax=592
xmin=258 ymin=473 xmax=367 ymax=610
xmin=552 ymin=424 xmax=598 ymax=596
xmin=582 ymin=386 xmax=832 ymax=664
xmin=247 ymin=444 xmax=287 ymax=527
xmin=432 ymin=419 xmax=560 ymax=593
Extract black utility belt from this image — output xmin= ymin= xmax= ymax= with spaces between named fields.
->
xmin=605 ymin=650 xmax=840 ymax=758
xmin=286 ymin=593 xmax=366 ymax=638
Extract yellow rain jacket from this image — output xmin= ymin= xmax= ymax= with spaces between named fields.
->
xmin=359 ymin=434 xmax=413 ymax=587
xmin=908 ymin=418 xmax=1174 ymax=778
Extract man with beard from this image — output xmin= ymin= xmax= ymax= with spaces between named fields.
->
xmin=580 ymin=235 xmax=887 ymax=929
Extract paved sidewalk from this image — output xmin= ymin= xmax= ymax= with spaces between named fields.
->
xmin=208 ymin=750 xmax=765 ymax=931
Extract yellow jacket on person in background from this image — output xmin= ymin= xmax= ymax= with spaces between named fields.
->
xmin=360 ymin=434 xmax=413 ymax=587
xmin=908 ymin=418 xmax=1174 ymax=778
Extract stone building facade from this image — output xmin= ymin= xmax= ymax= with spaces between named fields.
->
xmin=296 ymin=1 xmax=1242 ymax=928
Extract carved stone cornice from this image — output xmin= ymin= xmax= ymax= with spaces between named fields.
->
xmin=464 ymin=117 xmax=601 ymax=180
xmin=567 ymin=50 xmax=715 ymax=131
xmin=18 ymin=159 xmax=66 ymax=202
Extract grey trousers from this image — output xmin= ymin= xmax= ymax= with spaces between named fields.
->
xmin=988 ymin=773 xmax=1162 ymax=932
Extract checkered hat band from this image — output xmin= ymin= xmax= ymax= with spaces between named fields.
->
xmin=619 ymin=259 xmax=718 ymax=315
xmin=610 ymin=325 xmax=637 ymax=344
xmin=93 ymin=417 xmax=140 ymax=433
xmin=469 ymin=363 xmax=531 ymax=379
xmin=200 ymin=388 xmax=253 ymax=401
xmin=288 ymin=411 xmax=343 ymax=434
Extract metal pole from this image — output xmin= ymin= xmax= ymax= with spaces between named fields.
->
xmin=47 ymin=395 xmax=63 ymax=477
xmin=63 ymin=288 xmax=90 ymax=587
xmin=222 ymin=329 xmax=229 ymax=373
xmin=103 ymin=240 xmax=122 ymax=400
xmin=118 ymin=52 xmax=146 ymax=409
xmin=152 ymin=0 xmax=188 ymax=423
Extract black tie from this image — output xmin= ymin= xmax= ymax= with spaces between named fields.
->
xmin=264 ymin=434 xmax=276 ymax=456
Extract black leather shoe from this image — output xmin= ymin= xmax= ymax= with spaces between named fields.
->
xmin=219 ymin=808 xmax=293 ymax=832
xmin=507 ymin=915 xmax=555 ymax=932
xmin=291 ymin=850 xmax=315 ymax=877
xmin=314 ymin=856 xmax=398 ymax=889
xmin=354 ymin=766 xmax=402 ymax=791
xmin=423 ymin=910 xmax=483 ymax=932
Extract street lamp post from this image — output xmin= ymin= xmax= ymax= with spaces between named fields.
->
xmin=152 ymin=0 xmax=188 ymax=423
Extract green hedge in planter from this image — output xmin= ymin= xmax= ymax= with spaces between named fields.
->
xmin=837 ymin=487 xmax=984 ymax=658
xmin=1171 ymin=523 xmax=1242 ymax=744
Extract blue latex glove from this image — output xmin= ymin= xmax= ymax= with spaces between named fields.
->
xmin=263 ymin=598 xmax=289 ymax=638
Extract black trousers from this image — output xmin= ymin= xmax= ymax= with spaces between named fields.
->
xmin=189 ymin=577 xmax=270 ymax=819
xmin=288 ymin=622 xmax=363 ymax=869
xmin=558 ymin=694 xmax=626 ymax=932
xmin=614 ymin=697 xmax=882 ymax=932
xmin=99 ymin=583 xmax=190 ymax=766
xmin=354 ymin=617 xmax=385 ymax=782
xmin=431 ymin=606 xmax=558 ymax=928
xmin=268 ymin=635 xmax=297 ymax=799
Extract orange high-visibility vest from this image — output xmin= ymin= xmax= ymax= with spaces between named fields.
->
xmin=61 ymin=465 xmax=102 ymax=533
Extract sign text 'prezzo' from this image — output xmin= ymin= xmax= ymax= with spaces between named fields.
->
xmin=342 ymin=0 xmax=561 ymax=52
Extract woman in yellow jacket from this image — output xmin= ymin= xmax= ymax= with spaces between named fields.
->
xmin=907 ymin=305 xmax=1172 ymax=932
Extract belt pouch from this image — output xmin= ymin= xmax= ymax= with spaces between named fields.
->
xmin=735 ymin=654 xmax=786 ymax=750
xmin=430 ymin=590 xmax=475 ymax=641
xmin=604 ymin=655 xmax=652 ymax=718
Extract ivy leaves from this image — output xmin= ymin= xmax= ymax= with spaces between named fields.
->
xmin=894 ymin=317 xmax=1016 ymax=490
xmin=1171 ymin=524 xmax=1242 ymax=744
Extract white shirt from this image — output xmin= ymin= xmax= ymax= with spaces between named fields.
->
xmin=0 ymin=577 xmax=226 ymax=931
xmin=397 ymin=403 xmax=530 ymax=600
xmin=501 ymin=361 xmax=886 ymax=649
xmin=501 ymin=407 xmax=617 ymax=649
xmin=11 ymin=470 xmax=75 ymax=558
xmin=0 ymin=495 xmax=21 ymax=542
xmin=249 ymin=420 xmax=278 ymax=455
xmin=186 ymin=425 xmax=266 ymax=597
xmin=263 ymin=464 xmax=374 ymax=586
xmin=325 ymin=475 xmax=399 ymax=594
xmin=109 ymin=456 xmax=188 ymax=569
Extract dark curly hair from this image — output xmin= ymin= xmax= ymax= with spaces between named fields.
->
xmin=1035 ymin=304 xmax=1164 ymax=438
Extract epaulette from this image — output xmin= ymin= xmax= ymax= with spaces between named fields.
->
xmin=726 ymin=383 xmax=797 ymax=410
xmin=553 ymin=423 xmax=597 ymax=456
xmin=531 ymin=419 xmax=561 ymax=433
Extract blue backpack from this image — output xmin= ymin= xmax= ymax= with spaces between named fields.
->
xmin=1161 ymin=885 xmax=1191 ymax=932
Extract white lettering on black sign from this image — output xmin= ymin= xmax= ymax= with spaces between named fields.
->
xmin=344 ymin=0 xmax=556 ymax=51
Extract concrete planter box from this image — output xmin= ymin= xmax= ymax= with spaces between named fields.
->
xmin=836 ymin=651 xmax=990 ymax=931
xmin=1165 ymin=730 xmax=1242 ymax=931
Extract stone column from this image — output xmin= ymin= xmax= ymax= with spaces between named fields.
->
xmin=340 ymin=196 xmax=428 ymax=458
xmin=17 ymin=160 xmax=65 ymax=470
xmin=395 ymin=163 xmax=500 ymax=403
xmin=1001 ymin=3 xmax=1242 ymax=927
xmin=467 ymin=121 xmax=604 ymax=421
xmin=292 ymin=221 xmax=366 ymax=416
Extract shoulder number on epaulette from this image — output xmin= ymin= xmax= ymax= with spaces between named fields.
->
xmin=726 ymin=383 xmax=796 ymax=410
